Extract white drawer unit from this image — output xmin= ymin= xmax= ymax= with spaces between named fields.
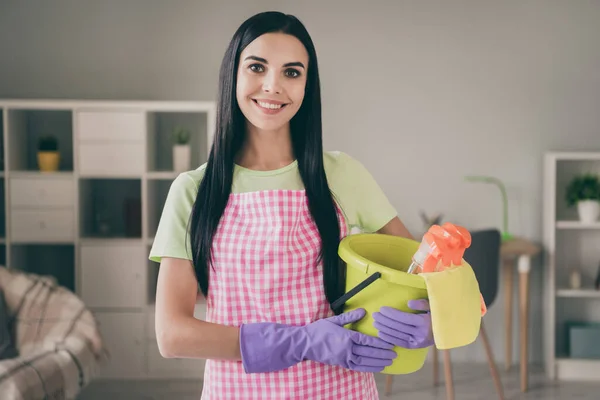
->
xmin=10 ymin=209 xmax=75 ymax=242
xmin=10 ymin=177 xmax=74 ymax=208
xmin=77 ymin=110 xmax=146 ymax=142
xmin=80 ymin=243 xmax=146 ymax=308
xmin=78 ymin=142 xmax=145 ymax=176
xmin=0 ymin=99 xmax=216 ymax=381
xmin=95 ymin=312 xmax=145 ymax=379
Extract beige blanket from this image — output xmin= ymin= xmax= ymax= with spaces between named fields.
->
xmin=0 ymin=267 xmax=106 ymax=400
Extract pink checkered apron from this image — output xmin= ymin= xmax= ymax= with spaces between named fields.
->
xmin=200 ymin=189 xmax=379 ymax=399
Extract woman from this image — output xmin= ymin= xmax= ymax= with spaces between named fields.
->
xmin=150 ymin=11 xmax=433 ymax=399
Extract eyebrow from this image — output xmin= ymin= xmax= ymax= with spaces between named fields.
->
xmin=244 ymin=55 xmax=305 ymax=69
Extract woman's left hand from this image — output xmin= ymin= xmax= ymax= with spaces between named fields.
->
xmin=372 ymin=299 xmax=435 ymax=349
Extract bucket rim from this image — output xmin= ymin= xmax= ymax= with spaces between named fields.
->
xmin=339 ymin=233 xmax=427 ymax=289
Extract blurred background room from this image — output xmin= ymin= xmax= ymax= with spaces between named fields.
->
xmin=1 ymin=1 xmax=600 ymax=399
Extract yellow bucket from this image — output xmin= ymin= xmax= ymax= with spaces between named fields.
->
xmin=338 ymin=233 xmax=429 ymax=375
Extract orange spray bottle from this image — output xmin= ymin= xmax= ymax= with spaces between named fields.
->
xmin=407 ymin=222 xmax=487 ymax=316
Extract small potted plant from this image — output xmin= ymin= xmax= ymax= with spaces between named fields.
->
xmin=172 ymin=127 xmax=191 ymax=172
xmin=566 ymin=173 xmax=600 ymax=223
xmin=37 ymin=135 xmax=60 ymax=172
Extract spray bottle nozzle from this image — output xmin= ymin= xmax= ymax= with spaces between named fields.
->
xmin=407 ymin=222 xmax=471 ymax=274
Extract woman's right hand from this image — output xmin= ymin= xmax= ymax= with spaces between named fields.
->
xmin=240 ymin=308 xmax=397 ymax=373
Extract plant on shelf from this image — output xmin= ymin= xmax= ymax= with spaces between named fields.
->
xmin=172 ymin=126 xmax=191 ymax=145
xmin=171 ymin=127 xmax=191 ymax=172
xmin=37 ymin=135 xmax=60 ymax=172
xmin=565 ymin=173 xmax=600 ymax=223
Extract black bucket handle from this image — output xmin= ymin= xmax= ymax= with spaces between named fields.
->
xmin=331 ymin=272 xmax=382 ymax=312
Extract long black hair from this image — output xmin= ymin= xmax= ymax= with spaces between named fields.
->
xmin=189 ymin=11 xmax=345 ymax=314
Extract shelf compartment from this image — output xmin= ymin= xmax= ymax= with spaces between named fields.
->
xmin=0 ymin=177 xmax=4 ymax=239
xmin=147 ymin=111 xmax=208 ymax=172
xmin=554 ymin=229 xmax=600 ymax=290
xmin=557 ymin=289 xmax=600 ymax=298
xmin=555 ymin=159 xmax=600 ymax=222
xmin=147 ymin=179 xmax=172 ymax=238
xmin=556 ymin=358 xmax=600 ymax=381
xmin=6 ymin=109 xmax=74 ymax=172
xmin=10 ymin=244 xmax=75 ymax=291
xmin=80 ymin=178 xmax=142 ymax=238
xmin=555 ymin=297 xmax=600 ymax=359
xmin=0 ymin=244 xmax=5 ymax=266
xmin=556 ymin=220 xmax=600 ymax=229
xmin=565 ymin=322 xmax=600 ymax=359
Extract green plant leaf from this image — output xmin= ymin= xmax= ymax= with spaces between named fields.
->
xmin=565 ymin=173 xmax=600 ymax=207
xmin=38 ymin=135 xmax=58 ymax=151
xmin=171 ymin=127 xmax=191 ymax=145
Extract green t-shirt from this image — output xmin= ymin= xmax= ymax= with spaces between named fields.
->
xmin=149 ymin=151 xmax=397 ymax=263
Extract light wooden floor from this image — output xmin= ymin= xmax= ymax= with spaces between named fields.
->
xmin=78 ymin=363 xmax=600 ymax=400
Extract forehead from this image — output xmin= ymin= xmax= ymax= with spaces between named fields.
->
xmin=240 ymin=33 xmax=308 ymax=66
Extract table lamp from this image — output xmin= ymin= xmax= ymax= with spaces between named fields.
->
xmin=464 ymin=175 xmax=513 ymax=241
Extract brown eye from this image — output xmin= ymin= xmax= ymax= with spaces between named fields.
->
xmin=285 ymin=69 xmax=301 ymax=78
xmin=249 ymin=64 xmax=264 ymax=73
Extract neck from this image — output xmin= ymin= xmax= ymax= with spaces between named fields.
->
xmin=236 ymin=122 xmax=295 ymax=171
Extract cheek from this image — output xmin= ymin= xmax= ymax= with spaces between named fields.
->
xmin=289 ymin=82 xmax=306 ymax=106
xmin=236 ymin=70 xmax=260 ymax=102
xmin=236 ymin=75 xmax=248 ymax=104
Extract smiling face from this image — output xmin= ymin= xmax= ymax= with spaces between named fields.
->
xmin=236 ymin=32 xmax=309 ymax=133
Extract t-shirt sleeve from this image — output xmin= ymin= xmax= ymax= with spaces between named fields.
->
xmin=149 ymin=173 xmax=198 ymax=263
xmin=331 ymin=152 xmax=398 ymax=233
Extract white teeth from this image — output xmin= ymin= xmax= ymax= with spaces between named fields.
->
xmin=257 ymin=101 xmax=282 ymax=109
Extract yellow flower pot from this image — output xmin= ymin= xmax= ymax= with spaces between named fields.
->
xmin=37 ymin=151 xmax=60 ymax=172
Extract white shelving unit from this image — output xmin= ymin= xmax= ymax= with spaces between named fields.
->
xmin=543 ymin=152 xmax=600 ymax=381
xmin=0 ymin=99 xmax=215 ymax=380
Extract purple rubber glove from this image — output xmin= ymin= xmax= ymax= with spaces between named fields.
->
xmin=240 ymin=308 xmax=397 ymax=373
xmin=372 ymin=299 xmax=434 ymax=349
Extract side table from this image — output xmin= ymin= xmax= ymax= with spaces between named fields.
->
xmin=500 ymin=237 xmax=541 ymax=392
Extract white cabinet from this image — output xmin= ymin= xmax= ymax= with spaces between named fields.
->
xmin=0 ymin=99 xmax=215 ymax=381
xmin=80 ymin=243 xmax=146 ymax=308
xmin=78 ymin=142 xmax=145 ymax=176
xmin=95 ymin=312 xmax=145 ymax=379
xmin=77 ymin=111 xmax=146 ymax=142
xmin=9 ymin=176 xmax=75 ymax=243
xmin=11 ymin=210 xmax=75 ymax=242
xmin=77 ymin=110 xmax=146 ymax=176
xmin=543 ymin=152 xmax=600 ymax=381
xmin=10 ymin=178 xmax=74 ymax=208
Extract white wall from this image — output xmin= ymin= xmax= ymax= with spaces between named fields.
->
xmin=2 ymin=0 xmax=600 ymax=365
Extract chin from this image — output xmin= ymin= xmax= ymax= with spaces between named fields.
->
xmin=242 ymin=105 xmax=298 ymax=132
xmin=247 ymin=118 xmax=289 ymax=132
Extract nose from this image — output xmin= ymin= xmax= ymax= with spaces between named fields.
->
xmin=262 ymin=70 xmax=282 ymax=94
